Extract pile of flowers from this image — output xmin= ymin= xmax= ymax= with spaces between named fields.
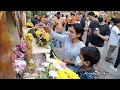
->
xmin=32 ymin=58 xmax=80 ymax=79
xmin=12 ymin=42 xmax=27 ymax=75
xmin=26 ymin=22 xmax=34 ymax=28
xmin=35 ymin=28 xmax=50 ymax=47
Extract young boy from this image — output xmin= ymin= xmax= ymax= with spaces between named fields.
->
xmin=76 ymin=47 xmax=101 ymax=79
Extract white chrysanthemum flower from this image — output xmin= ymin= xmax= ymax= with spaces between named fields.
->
xmin=37 ymin=67 xmax=45 ymax=72
xmin=53 ymin=63 xmax=63 ymax=70
xmin=49 ymin=70 xmax=58 ymax=78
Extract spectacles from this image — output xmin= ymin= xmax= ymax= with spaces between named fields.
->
xmin=68 ymin=30 xmax=76 ymax=34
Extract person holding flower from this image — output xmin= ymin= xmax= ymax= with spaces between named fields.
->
xmin=38 ymin=22 xmax=85 ymax=73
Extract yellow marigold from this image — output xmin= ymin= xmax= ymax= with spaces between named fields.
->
xmin=43 ymin=33 xmax=50 ymax=41
xmin=56 ymin=70 xmax=68 ymax=79
xmin=27 ymin=33 xmax=34 ymax=41
xmin=26 ymin=22 xmax=34 ymax=27
xmin=35 ymin=30 xmax=43 ymax=37
xmin=65 ymin=68 xmax=80 ymax=79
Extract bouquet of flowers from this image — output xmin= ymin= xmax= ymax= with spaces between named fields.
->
xmin=32 ymin=58 xmax=80 ymax=79
xmin=12 ymin=42 xmax=27 ymax=75
xmin=35 ymin=28 xmax=50 ymax=47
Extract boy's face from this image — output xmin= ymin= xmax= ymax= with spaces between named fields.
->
xmin=79 ymin=53 xmax=90 ymax=67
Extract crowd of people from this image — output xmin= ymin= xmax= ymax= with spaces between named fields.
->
xmin=31 ymin=11 xmax=120 ymax=79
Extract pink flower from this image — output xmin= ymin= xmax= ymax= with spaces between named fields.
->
xmin=59 ymin=62 xmax=67 ymax=69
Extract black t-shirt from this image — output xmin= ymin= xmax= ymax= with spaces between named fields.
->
xmin=89 ymin=24 xmax=110 ymax=47
xmin=89 ymin=20 xmax=99 ymax=29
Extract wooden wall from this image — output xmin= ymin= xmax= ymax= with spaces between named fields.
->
xmin=0 ymin=11 xmax=16 ymax=79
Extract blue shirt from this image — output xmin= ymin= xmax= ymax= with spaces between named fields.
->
xmin=77 ymin=66 xmax=95 ymax=79
xmin=50 ymin=31 xmax=85 ymax=73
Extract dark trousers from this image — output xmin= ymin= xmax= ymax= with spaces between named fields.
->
xmin=114 ymin=47 xmax=120 ymax=68
xmin=85 ymin=36 xmax=91 ymax=47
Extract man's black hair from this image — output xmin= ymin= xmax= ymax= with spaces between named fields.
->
xmin=87 ymin=11 xmax=95 ymax=17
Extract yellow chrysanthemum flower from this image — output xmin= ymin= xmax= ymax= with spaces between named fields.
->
xmin=26 ymin=22 xmax=34 ymax=28
xmin=43 ymin=33 xmax=50 ymax=41
xmin=35 ymin=30 xmax=44 ymax=37
xmin=65 ymin=68 xmax=80 ymax=79
xmin=56 ymin=70 xmax=68 ymax=79
xmin=27 ymin=33 xmax=34 ymax=41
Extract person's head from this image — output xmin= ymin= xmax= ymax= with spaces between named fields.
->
xmin=87 ymin=12 xmax=95 ymax=21
xmin=113 ymin=18 xmax=120 ymax=27
xmin=66 ymin=15 xmax=68 ymax=18
xmin=97 ymin=16 xmax=104 ymax=23
xmin=62 ymin=14 xmax=64 ymax=17
xmin=56 ymin=12 xmax=61 ymax=19
xmin=68 ymin=23 xmax=84 ymax=41
xmin=34 ymin=15 xmax=38 ymax=19
xmin=38 ymin=15 xmax=42 ymax=20
xmin=79 ymin=47 xmax=101 ymax=67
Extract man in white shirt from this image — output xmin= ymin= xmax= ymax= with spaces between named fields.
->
xmin=105 ymin=18 xmax=120 ymax=63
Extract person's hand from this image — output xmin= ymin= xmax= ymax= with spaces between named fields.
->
xmin=37 ymin=22 xmax=51 ymax=33
xmin=63 ymin=58 xmax=71 ymax=63
xmin=93 ymin=28 xmax=100 ymax=36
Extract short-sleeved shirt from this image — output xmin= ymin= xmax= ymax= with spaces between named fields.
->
xmin=108 ymin=25 xmax=120 ymax=46
xmin=77 ymin=66 xmax=95 ymax=79
xmin=90 ymin=24 xmax=111 ymax=47
xmin=89 ymin=20 xmax=99 ymax=29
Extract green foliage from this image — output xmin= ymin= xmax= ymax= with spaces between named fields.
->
xmin=26 ymin=11 xmax=48 ymax=20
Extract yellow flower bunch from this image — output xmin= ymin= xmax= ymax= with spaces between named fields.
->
xmin=27 ymin=33 xmax=34 ymax=41
xmin=26 ymin=22 xmax=34 ymax=28
xmin=56 ymin=59 xmax=62 ymax=64
xmin=35 ymin=30 xmax=44 ymax=37
xmin=56 ymin=70 xmax=68 ymax=79
xmin=65 ymin=68 xmax=80 ymax=79
xmin=43 ymin=33 xmax=50 ymax=41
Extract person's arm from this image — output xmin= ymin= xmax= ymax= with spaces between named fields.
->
xmin=63 ymin=58 xmax=75 ymax=65
xmin=93 ymin=26 xmax=110 ymax=41
xmin=37 ymin=22 xmax=68 ymax=40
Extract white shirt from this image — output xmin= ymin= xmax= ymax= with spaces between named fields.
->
xmin=108 ymin=26 xmax=120 ymax=46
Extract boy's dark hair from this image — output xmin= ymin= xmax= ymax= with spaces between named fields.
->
xmin=87 ymin=12 xmax=95 ymax=17
xmin=69 ymin=23 xmax=84 ymax=41
xmin=80 ymin=47 xmax=101 ymax=66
